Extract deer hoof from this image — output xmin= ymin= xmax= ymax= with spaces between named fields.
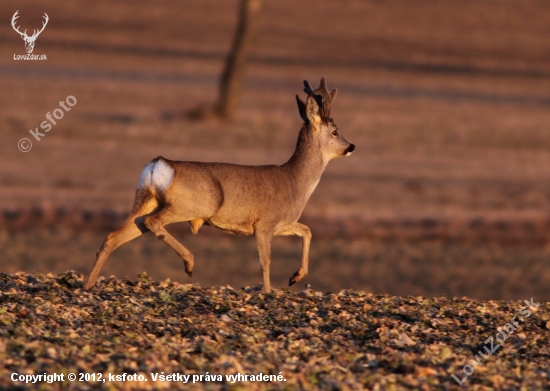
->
xmin=289 ymin=272 xmax=299 ymax=286
xmin=83 ymin=280 xmax=94 ymax=290
xmin=186 ymin=271 xmax=193 ymax=278
xmin=288 ymin=270 xmax=302 ymax=286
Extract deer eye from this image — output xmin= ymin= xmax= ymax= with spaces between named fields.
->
xmin=332 ymin=130 xmax=339 ymax=136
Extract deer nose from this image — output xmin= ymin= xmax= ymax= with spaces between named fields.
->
xmin=345 ymin=144 xmax=355 ymax=155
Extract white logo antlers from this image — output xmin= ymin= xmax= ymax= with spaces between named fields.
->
xmin=11 ymin=11 xmax=49 ymax=54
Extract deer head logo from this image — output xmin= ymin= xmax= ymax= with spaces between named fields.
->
xmin=11 ymin=11 xmax=49 ymax=54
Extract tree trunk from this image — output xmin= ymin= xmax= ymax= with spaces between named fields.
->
xmin=217 ymin=0 xmax=263 ymax=120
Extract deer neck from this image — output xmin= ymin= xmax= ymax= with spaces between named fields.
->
xmin=283 ymin=126 xmax=327 ymax=197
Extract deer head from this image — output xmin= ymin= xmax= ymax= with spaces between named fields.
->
xmin=296 ymin=77 xmax=355 ymax=160
xmin=12 ymin=11 xmax=49 ymax=54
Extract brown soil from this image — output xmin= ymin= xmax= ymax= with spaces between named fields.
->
xmin=1 ymin=272 xmax=549 ymax=390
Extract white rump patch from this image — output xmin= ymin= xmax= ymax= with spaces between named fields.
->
xmin=137 ymin=159 xmax=174 ymax=191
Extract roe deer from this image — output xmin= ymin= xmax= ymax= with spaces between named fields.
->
xmin=84 ymin=77 xmax=354 ymax=292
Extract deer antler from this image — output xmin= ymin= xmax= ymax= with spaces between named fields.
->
xmin=11 ymin=11 xmax=49 ymax=40
xmin=11 ymin=11 xmax=27 ymax=38
xmin=31 ymin=13 xmax=49 ymax=39
xmin=303 ymin=80 xmax=324 ymax=110
xmin=303 ymin=77 xmax=337 ymax=118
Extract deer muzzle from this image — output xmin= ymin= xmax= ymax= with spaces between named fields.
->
xmin=344 ymin=144 xmax=355 ymax=156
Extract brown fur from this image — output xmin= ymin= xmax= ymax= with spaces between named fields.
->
xmin=84 ymin=77 xmax=354 ymax=292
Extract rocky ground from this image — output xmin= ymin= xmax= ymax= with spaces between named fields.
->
xmin=1 ymin=272 xmax=549 ymax=390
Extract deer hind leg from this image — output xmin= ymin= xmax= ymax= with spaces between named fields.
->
xmin=143 ymin=209 xmax=195 ymax=277
xmin=276 ymin=223 xmax=312 ymax=287
xmin=84 ymin=189 xmax=158 ymax=289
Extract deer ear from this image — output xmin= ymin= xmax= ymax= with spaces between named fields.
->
xmin=303 ymin=80 xmax=314 ymax=95
xmin=330 ymin=88 xmax=338 ymax=101
xmin=305 ymin=95 xmax=322 ymax=125
xmin=296 ymin=95 xmax=307 ymax=122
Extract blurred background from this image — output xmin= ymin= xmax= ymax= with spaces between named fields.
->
xmin=1 ymin=0 xmax=550 ymax=300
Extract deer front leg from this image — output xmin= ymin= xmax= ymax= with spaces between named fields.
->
xmin=256 ymin=231 xmax=273 ymax=293
xmin=276 ymin=223 xmax=312 ymax=286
